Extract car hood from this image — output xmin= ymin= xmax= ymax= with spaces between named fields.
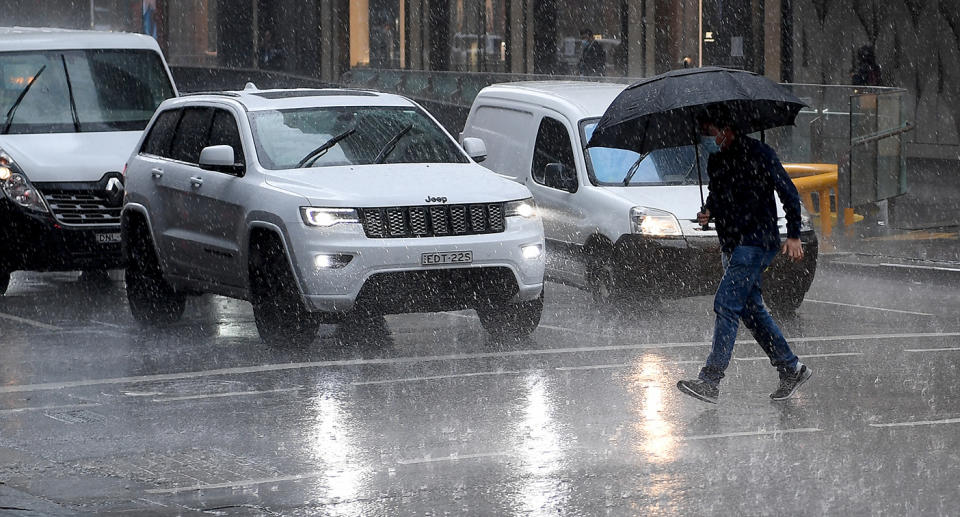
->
xmin=0 ymin=132 xmax=141 ymax=183
xmin=604 ymin=184 xmax=787 ymax=219
xmin=263 ymin=163 xmax=533 ymax=206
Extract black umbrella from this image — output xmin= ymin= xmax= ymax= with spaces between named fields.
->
xmin=586 ymin=67 xmax=806 ymax=218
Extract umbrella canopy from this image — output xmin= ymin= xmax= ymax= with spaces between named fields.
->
xmin=586 ymin=67 xmax=806 ymax=154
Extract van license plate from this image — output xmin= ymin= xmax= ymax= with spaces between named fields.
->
xmin=96 ymin=232 xmax=122 ymax=244
xmin=421 ymin=251 xmax=473 ymax=265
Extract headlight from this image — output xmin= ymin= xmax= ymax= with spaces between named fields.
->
xmin=799 ymin=205 xmax=814 ymax=232
xmin=0 ymin=149 xmax=49 ymax=214
xmin=630 ymin=206 xmax=682 ymax=237
xmin=300 ymin=207 xmax=360 ymax=227
xmin=504 ymin=198 xmax=537 ymax=218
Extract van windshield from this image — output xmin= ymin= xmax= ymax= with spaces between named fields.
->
xmin=248 ymin=106 xmax=469 ymax=170
xmin=581 ymin=119 xmax=707 ymax=186
xmin=0 ymin=49 xmax=174 ymax=134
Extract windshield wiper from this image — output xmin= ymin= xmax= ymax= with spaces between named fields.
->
xmin=621 ymin=152 xmax=649 ymax=186
xmin=2 ymin=65 xmax=46 ymax=134
xmin=61 ymin=55 xmax=81 ymax=132
xmin=296 ymin=127 xmax=357 ymax=168
xmin=373 ymin=124 xmax=412 ymax=164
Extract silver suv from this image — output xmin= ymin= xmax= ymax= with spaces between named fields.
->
xmin=121 ymin=87 xmax=545 ymax=344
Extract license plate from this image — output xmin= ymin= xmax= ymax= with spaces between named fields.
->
xmin=421 ymin=251 xmax=473 ymax=265
xmin=96 ymin=232 xmax=122 ymax=244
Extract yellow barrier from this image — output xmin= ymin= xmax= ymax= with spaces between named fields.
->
xmin=783 ymin=163 xmax=861 ymax=239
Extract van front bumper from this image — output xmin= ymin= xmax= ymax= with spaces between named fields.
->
xmin=611 ymin=230 xmax=818 ymax=298
xmin=0 ymin=200 xmax=124 ymax=272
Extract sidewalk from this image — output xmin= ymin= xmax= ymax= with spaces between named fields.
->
xmin=818 ymin=223 xmax=960 ymax=284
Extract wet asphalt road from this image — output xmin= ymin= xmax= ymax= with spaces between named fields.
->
xmin=1 ymin=266 xmax=959 ymax=516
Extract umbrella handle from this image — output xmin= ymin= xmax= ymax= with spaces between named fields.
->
xmin=694 ymin=139 xmax=709 ymax=231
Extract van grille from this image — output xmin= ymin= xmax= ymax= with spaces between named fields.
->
xmin=360 ymin=203 xmax=505 ymax=238
xmin=43 ymin=190 xmax=121 ymax=227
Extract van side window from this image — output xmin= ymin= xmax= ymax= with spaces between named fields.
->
xmin=532 ymin=117 xmax=575 ymax=187
xmin=207 ymin=109 xmax=245 ymax=168
xmin=141 ymin=109 xmax=180 ymax=158
xmin=168 ymin=107 xmax=213 ymax=164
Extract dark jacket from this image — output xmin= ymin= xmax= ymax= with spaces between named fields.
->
xmin=578 ymin=40 xmax=606 ymax=76
xmin=703 ymin=136 xmax=802 ymax=252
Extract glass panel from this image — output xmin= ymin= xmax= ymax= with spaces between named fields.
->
xmin=0 ymin=50 xmax=174 ymax=134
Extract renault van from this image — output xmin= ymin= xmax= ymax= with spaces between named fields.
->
xmin=0 ymin=27 xmax=177 ymax=294
xmin=462 ymin=81 xmax=817 ymax=313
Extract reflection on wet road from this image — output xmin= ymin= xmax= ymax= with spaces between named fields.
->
xmin=0 ymin=269 xmax=959 ymax=515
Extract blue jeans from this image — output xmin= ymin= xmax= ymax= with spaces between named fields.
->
xmin=699 ymin=245 xmax=799 ymax=385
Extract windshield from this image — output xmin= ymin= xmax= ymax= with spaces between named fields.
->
xmin=248 ymin=106 xmax=469 ymax=170
xmin=581 ymin=119 xmax=708 ymax=186
xmin=0 ymin=49 xmax=174 ymax=134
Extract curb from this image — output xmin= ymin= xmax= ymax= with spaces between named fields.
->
xmin=818 ymin=253 xmax=960 ymax=285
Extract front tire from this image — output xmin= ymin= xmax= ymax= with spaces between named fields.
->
xmin=477 ymin=291 xmax=544 ymax=340
xmin=249 ymin=235 xmax=319 ymax=346
xmin=125 ymin=222 xmax=185 ymax=326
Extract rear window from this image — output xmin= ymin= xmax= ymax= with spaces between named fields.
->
xmin=0 ymin=49 xmax=175 ymax=134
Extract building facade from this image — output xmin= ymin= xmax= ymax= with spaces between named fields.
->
xmin=2 ymin=0 xmax=957 ymax=159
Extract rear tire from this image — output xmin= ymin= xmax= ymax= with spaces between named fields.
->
xmin=477 ymin=291 xmax=544 ymax=340
xmin=0 ymin=269 xmax=10 ymax=296
xmin=249 ymin=235 xmax=319 ymax=346
xmin=124 ymin=220 xmax=185 ymax=326
xmin=766 ymin=289 xmax=805 ymax=315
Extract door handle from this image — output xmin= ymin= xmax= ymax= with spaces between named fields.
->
xmin=189 ymin=176 xmax=204 ymax=188
xmin=151 ymin=168 xmax=164 ymax=179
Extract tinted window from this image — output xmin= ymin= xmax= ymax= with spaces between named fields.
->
xmin=532 ymin=117 xmax=575 ymax=186
xmin=208 ymin=109 xmax=245 ymax=167
xmin=168 ymin=107 xmax=212 ymax=164
xmin=141 ymin=109 xmax=180 ymax=158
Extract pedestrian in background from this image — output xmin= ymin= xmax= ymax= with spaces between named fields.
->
xmin=676 ymin=110 xmax=812 ymax=404
xmin=577 ymin=28 xmax=605 ymax=77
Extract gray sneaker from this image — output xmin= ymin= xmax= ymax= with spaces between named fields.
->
xmin=677 ymin=379 xmax=719 ymax=404
xmin=770 ymin=365 xmax=813 ymax=400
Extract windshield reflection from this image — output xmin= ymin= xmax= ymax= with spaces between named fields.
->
xmin=582 ymin=120 xmax=708 ymax=186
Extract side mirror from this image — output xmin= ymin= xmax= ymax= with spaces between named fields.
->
xmin=544 ymin=162 xmax=577 ymax=192
xmin=461 ymin=137 xmax=487 ymax=163
xmin=199 ymin=145 xmax=243 ymax=174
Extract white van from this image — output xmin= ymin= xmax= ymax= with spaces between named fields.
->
xmin=0 ymin=27 xmax=177 ymax=294
xmin=462 ymin=81 xmax=818 ymax=313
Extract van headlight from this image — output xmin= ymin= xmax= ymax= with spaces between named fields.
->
xmin=0 ymin=149 xmax=49 ymax=214
xmin=301 ymin=207 xmax=360 ymax=227
xmin=630 ymin=206 xmax=682 ymax=238
xmin=799 ymin=205 xmax=814 ymax=232
xmin=504 ymin=198 xmax=537 ymax=218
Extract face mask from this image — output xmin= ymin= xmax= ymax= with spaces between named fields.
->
xmin=700 ymin=136 xmax=721 ymax=155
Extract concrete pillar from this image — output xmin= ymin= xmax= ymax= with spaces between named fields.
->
xmin=764 ymin=0 xmax=781 ymax=80
xmin=320 ymin=0 xmax=334 ymax=81
xmin=525 ymin=0 xmax=535 ymax=74
xmin=407 ymin=0 xmax=424 ymax=70
xmin=510 ymin=0 xmax=526 ymax=72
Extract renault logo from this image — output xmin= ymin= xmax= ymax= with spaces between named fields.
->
xmin=100 ymin=172 xmax=125 ymax=206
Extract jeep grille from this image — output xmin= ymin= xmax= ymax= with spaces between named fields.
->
xmin=360 ymin=203 xmax=505 ymax=238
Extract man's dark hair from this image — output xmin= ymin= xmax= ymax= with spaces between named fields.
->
xmin=581 ymin=28 xmax=593 ymax=37
xmin=696 ymin=106 xmax=735 ymax=131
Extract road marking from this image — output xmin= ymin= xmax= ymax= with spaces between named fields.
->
xmin=904 ymin=347 xmax=960 ymax=353
xmin=2 ymin=332 xmax=958 ymax=394
xmin=0 ymin=403 xmax=101 ymax=415
xmin=556 ymin=360 xmax=703 ymax=371
xmin=805 ymin=299 xmax=935 ymax=316
xmin=145 ymin=471 xmax=328 ymax=495
xmin=397 ymin=451 xmax=511 ymax=465
xmin=152 ymin=388 xmax=301 ymax=402
xmin=869 ymin=417 xmax=960 ymax=428
xmin=353 ymin=370 xmax=524 ymax=386
xmin=733 ymin=352 xmax=862 ymax=362
xmin=0 ymin=311 xmax=61 ymax=330
xmin=684 ymin=427 xmax=821 ymax=440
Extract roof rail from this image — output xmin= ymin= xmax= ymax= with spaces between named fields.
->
xmin=179 ymin=91 xmax=242 ymax=97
